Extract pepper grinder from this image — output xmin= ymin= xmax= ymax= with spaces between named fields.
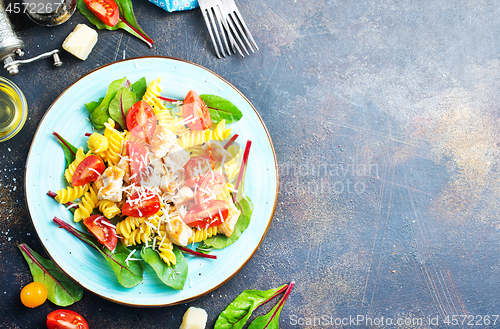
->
xmin=0 ymin=0 xmax=62 ymax=75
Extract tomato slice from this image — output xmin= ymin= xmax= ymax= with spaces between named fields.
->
xmin=195 ymin=170 xmax=226 ymax=208
xmin=184 ymin=155 xmax=214 ymax=187
xmin=183 ymin=90 xmax=212 ymax=131
xmin=83 ymin=215 xmax=117 ymax=251
xmin=83 ymin=0 xmax=119 ymax=27
xmin=71 ymin=155 xmax=105 ymax=186
xmin=127 ymin=100 xmax=157 ymax=141
xmin=184 ymin=200 xmax=228 ymax=228
xmin=47 ymin=309 xmax=89 ymax=329
xmin=126 ymin=141 xmax=149 ymax=185
xmin=122 ymin=190 xmax=161 ymax=217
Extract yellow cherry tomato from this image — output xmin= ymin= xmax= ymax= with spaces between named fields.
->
xmin=20 ymin=282 xmax=47 ymax=308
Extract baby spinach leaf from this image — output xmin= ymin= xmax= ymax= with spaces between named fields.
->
xmin=214 ymin=284 xmax=288 ymax=329
xmin=109 ymin=87 xmax=136 ymax=129
xmin=18 ymin=243 xmax=83 ymax=307
xmin=53 ymin=132 xmax=77 ymax=169
xmin=247 ymin=282 xmax=295 ymax=329
xmin=90 ymin=77 xmax=128 ymax=129
xmin=201 ymin=196 xmax=253 ymax=250
xmin=131 ymin=77 xmax=147 ymax=102
xmin=200 ymin=94 xmax=243 ymax=124
xmin=77 ymin=0 xmax=153 ymax=47
xmin=141 ymin=245 xmax=188 ymax=290
xmin=85 ymin=97 xmax=104 ymax=115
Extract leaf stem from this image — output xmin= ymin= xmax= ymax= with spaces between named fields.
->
xmin=47 ymin=191 xmax=78 ymax=213
xmin=85 ymin=133 xmax=92 ymax=137
xmin=178 ymin=246 xmax=217 ymax=259
xmin=52 ymin=132 xmax=76 ymax=156
xmin=53 ymin=217 xmax=97 ymax=250
xmin=119 ymin=15 xmax=153 ymax=48
xmin=267 ymin=281 xmax=295 ymax=324
xmin=223 ymin=134 xmax=239 ymax=149
xmin=158 ymin=96 xmax=180 ymax=103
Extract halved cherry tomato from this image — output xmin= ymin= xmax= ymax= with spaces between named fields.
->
xmin=184 ymin=155 xmax=214 ymax=187
xmin=20 ymin=282 xmax=47 ymax=308
xmin=83 ymin=215 xmax=117 ymax=251
xmin=83 ymin=0 xmax=119 ymax=27
xmin=183 ymin=90 xmax=212 ymax=131
xmin=126 ymin=100 xmax=157 ymax=141
xmin=184 ymin=200 xmax=229 ymax=228
xmin=126 ymin=141 xmax=149 ymax=185
xmin=47 ymin=309 xmax=89 ymax=329
xmin=122 ymin=189 xmax=161 ymax=217
xmin=195 ymin=170 xmax=226 ymax=208
xmin=71 ymin=155 xmax=105 ymax=186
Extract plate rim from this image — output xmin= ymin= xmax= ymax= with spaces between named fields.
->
xmin=23 ymin=56 xmax=280 ymax=307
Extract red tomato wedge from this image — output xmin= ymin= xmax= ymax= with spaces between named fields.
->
xmin=127 ymin=100 xmax=157 ymax=141
xmin=122 ymin=190 xmax=161 ymax=217
xmin=195 ymin=170 xmax=226 ymax=208
xmin=184 ymin=155 xmax=214 ymax=187
xmin=47 ymin=309 xmax=89 ymax=329
xmin=83 ymin=215 xmax=117 ymax=251
xmin=126 ymin=141 xmax=149 ymax=185
xmin=83 ymin=0 xmax=119 ymax=27
xmin=183 ymin=90 xmax=212 ymax=131
xmin=184 ymin=200 xmax=229 ymax=228
xmin=71 ymin=155 xmax=105 ymax=186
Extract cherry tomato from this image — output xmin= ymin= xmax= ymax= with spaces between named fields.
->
xmin=122 ymin=189 xmax=161 ymax=217
xmin=47 ymin=309 xmax=89 ymax=329
xmin=71 ymin=155 xmax=105 ymax=186
xmin=126 ymin=141 xmax=149 ymax=185
xmin=184 ymin=200 xmax=229 ymax=228
xmin=20 ymin=282 xmax=47 ymax=308
xmin=83 ymin=0 xmax=119 ymax=27
xmin=195 ymin=171 xmax=226 ymax=208
xmin=183 ymin=90 xmax=212 ymax=131
xmin=184 ymin=155 xmax=214 ymax=187
xmin=83 ymin=215 xmax=117 ymax=251
xmin=126 ymin=100 xmax=157 ymax=141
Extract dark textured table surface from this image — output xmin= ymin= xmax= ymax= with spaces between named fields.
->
xmin=2 ymin=0 xmax=500 ymax=328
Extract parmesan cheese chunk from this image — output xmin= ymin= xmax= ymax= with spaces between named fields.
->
xmin=179 ymin=307 xmax=208 ymax=329
xmin=62 ymin=24 xmax=98 ymax=60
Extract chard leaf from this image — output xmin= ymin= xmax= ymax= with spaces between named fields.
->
xmin=89 ymin=77 xmax=128 ymax=129
xmin=200 ymin=94 xmax=243 ymax=124
xmin=77 ymin=0 xmax=153 ymax=47
xmin=140 ymin=245 xmax=188 ymax=290
xmin=85 ymin=97 xmax=104 ymax=115
xmin=18 ymin=243 xmax=83 ymax=307
xmin=53 ymin=132 xmax=77 ymax=169
xmin=248 ymin=282 xmax=295 ymax=329
xmin=131 ymin=77 xmax=147 ymax=102
xmin=201 ymin=196 xmax=253 ymax=249
xmin=109 ymin=87 xmax=136 ymax=129
xmin=214 ymin=284 xmax=288 ymax=329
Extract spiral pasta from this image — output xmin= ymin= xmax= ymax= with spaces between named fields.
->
xmin=116 ymin=216 xmax=145 ymax=239
xmin=205 ymin=120 xmax=232 ymax=141
xmin=216 ymin=183 xmax=234 ymax=202
xmin=187 ymin=226 xmax=218 ymax=244
xmin=142 ymin=78 xmax=168 ymax=115
xmin=178 ymin=130 xmax=207 ymax=149
xmin=73 ymin=183 xmax=99 ymax=222
xmin=97 ymin=200 xmax=121 ymax=219
xmin=64 ymin=148 xmax=91 ymax=184
xmin=87 ymin=132 xmax=109 ymax=161
xmin=122 ymin=224 xmax=153 ymax=246
xmin=156 ymin=233 xmax=176 ymax=265
xmin=55 ymin=184 xmax=89 ymax=204
xmin=103 ymin=119 xmax=126 ymax=166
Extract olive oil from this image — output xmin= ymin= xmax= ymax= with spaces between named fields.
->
xmin=0 ymin=77 xmax=27 ymax=142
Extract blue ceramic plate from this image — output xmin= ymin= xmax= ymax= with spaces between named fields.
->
xmin=25 ymin=57 xmax=278 ymax=306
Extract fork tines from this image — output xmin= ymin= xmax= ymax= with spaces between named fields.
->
xmin=221 ymin=0 xmax=259 ymax=57
xmin=199 ymin=0 xmax=232 ymax=58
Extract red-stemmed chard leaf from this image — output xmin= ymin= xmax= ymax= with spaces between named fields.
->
xmin=224 ymin=134 xmax=239 ymax=149
xmin=18 ymin=243 xmax=84 ymax=306
xmin=158 ymin=96 xmax=181 ymax=103
xmin=178 ymin=246 xmax=217 ymax=259
xmin=47 ymin=191 xmax=78 ymax=214
xmin=248 ymin=281 xmax=296 ymax=329
xmin=53 ymin=132 xmax=78 ymax=169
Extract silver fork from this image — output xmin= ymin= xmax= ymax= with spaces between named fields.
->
xmin=198 ymin=0 xmax=232 ymax=58
xmin=221 ymin=0 xmax=259 ymax=57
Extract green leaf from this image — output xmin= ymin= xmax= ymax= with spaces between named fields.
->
xmin=131 ymin=77 xmax=147 ymax=102
xmin=90 ymin=77 xmax=128 ymax=129
xmin=247 ymin=282 xmax=295 ymax=329
xmin=214 ymin=284 xmax=288 ymax=329
xmin=108 ymin=87 xmax=136 ymax=129
xmin=18 ymin=243 xmax=83 ymax=307
xmin=200 ymin=94 xmax=243 ymax=124
xmin=53 ymin=132 xmax=78 ymax=170
xmin=85 ymin=97 xmax=104 ymax=115
xmin=140 ymin=245 xmax=188 ymax=290
xmin=201 ymin=196 xmax=253 ymax=249
xmin=77 ymin=0 xmax=153 ymax=47
xmin=101 ymin=241 xmax=143 ymax=288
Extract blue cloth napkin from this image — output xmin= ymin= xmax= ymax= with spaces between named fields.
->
xmin=148 ymin=0 xmax=199 ymax=12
